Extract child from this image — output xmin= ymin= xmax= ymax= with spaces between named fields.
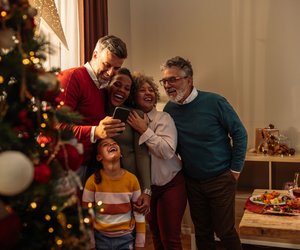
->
xmin=82 ymin=138 xmax=145 ymax=250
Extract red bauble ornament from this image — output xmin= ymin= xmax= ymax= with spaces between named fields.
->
xmin=34 ymin=163 xmax=52 ymax=183
xmin=18 ymin=110 xmax=33 ymax=129
xmin=56 ymin=144 xmax=83 ymax=171
xmin=36 ymin=134 xmax=53 ymax=145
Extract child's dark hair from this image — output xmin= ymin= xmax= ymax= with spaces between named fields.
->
xmin=94 ymin=141 xmax=103 ymax=184
xmin=92 ymin=138 xmax=123 ymax=184
xmin=94 ymin=160 xmax=103 ymax=184
xmin=88 ymin=141 xmax=103 ymax=184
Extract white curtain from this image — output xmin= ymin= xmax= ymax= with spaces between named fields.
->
xmin=40 ymin=0 xmax=80 ymax=70
xmin=231 ymin=0 xmax=300 ymax=150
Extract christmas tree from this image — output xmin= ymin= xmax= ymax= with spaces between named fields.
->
xmin=0 ymin=1 xmax=91 ymax=249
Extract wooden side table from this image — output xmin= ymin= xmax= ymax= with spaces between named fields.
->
xmin=239 ymin=189 xmax=300 ymax=249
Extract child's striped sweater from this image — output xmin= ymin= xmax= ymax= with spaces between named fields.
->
xmin=82 ymin=169 xmax=145 ymax=247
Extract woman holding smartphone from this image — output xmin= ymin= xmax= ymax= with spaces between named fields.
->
xmin=105 ymin=68 xmax=151 ymax=214
xmin=128 ymin=72 xmax=187 ymax=250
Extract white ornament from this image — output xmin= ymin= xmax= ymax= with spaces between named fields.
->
xmin=0 ymin=151 xmax=34 ymax=196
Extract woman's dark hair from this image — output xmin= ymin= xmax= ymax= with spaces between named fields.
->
xmin=118 ymin=67 xmax=133 ymax=82
xmin=117 ymin=67 xmax=135 ymax=107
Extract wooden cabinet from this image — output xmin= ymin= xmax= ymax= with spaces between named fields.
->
xmin=238 ymin=152 xmax=300 ymax=190
xmin=235 ymin=153 xmax=300 ymax=235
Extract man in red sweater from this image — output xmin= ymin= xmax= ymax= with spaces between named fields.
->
xmin=56 ymin=35 xmax=127 ymax=184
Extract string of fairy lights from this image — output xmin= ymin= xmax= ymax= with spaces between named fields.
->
xmin=0 ymin=1 xmax=97 ymax=248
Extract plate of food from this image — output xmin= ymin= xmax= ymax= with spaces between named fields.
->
xmin=250 ymin=191 xmax=286 ymax=205
xmin=263 ymin=205 xmax=300 ymax=216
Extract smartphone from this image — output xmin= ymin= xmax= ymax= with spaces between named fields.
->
xmin=112 ymin=106 xmax=131 ymax=123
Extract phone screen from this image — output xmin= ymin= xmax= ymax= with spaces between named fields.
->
xmin=112 ymin=107 xmax=130 ymax=123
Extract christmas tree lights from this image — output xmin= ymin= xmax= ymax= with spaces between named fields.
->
xmin=0 ymin=1 xmax=91 ymax=249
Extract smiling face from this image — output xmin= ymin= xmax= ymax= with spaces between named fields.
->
xmin=108 ymin=73 xmax=132 ymax=107
xmin=135 ymin=82 xmax=156 ymax=113
xmin=92 ymin=49 xmax=125 ymax=85
xmin=96 ymin=138 xmax=121 ymax=164
xmin=162 ymin=66 xmax=192 ymax=103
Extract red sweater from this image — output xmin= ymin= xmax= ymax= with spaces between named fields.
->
xmin=56 ymin=67 xmax=106 ymax=164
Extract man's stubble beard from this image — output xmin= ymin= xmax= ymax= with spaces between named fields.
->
xmin=97 ymin=74 xmax=110 ymax=88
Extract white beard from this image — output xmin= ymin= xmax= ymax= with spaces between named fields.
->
xmin=170 ymin=88 xmax=187 ymax=104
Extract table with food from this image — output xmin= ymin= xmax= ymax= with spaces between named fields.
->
xmin=239 ymin=189 xmax=300 ymax=248
xmin=247 ymin=190 xmax=300 ymax=215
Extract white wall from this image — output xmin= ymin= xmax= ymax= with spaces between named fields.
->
xmin=108 ymin=0 xmax=132 ymax=69
xmin=108 ymin=0 xmax=300 ymax=151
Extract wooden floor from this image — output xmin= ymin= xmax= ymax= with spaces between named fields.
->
xmin=144 ymin=227 xmax=292 ymax=250
xmin=144 ymin=228 xmax=191 ymax=250
xmin=143 ymin=212 xmax=296 ymax=249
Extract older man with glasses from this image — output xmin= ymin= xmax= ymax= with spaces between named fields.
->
xmin=160 ymin=56 xmax=248 ymax=250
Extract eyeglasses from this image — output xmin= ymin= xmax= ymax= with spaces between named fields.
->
xmin=159 ymin=76 xmax=187 ymax=86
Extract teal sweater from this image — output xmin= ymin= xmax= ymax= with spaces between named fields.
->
xmin=164 ymin=91 xmax=247 ymax=180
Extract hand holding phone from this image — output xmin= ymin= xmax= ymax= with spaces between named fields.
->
xmin=112 ymin=107 xmax=131 ymax=123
